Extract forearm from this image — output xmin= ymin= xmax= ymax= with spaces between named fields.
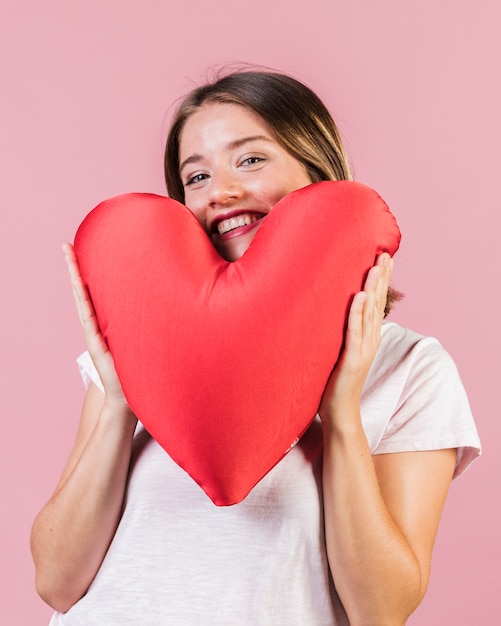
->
xmin=31 ymin=404 xmax=137 ymax=612
xmin=322 ymin=411 xmax=423 ymax=626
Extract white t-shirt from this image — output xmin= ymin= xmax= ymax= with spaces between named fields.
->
xmin=50 ymin=322 xmax=481 ymax=625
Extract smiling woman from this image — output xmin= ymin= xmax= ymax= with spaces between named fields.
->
xmin=178 ymin=102 xmax=312 ymax=261
xmin=31 ymin=69 xmax=481 ymax=626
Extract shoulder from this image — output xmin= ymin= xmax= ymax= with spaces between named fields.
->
xmin=366 ymin=321 xmax=455 ymax=396
xmin=376 ymin=320 xmax=465 ymax=386
xmin=379 ymin=320 xmax=443 ymax=361
xmin=362 ymin=321 xmax=481 ymax=477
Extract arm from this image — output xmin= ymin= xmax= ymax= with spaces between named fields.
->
xmin=30 ymin=244 xmax=138 ymax=613
xmin=319 ymin=255 xmax=456 ymax=626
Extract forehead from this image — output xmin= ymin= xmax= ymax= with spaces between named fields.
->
xmin=179 ymin=102 xmax=275 ymax=155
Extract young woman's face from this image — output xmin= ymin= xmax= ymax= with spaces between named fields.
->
xmin=178 ymin=102 xmax=312 ymax=261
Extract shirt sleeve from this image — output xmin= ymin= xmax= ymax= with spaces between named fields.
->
xmin=374 ymin=336 xmax=481 ymax=479
xmin=76 ymin=351 xmax=105 ymax=394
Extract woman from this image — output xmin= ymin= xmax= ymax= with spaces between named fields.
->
xmin=31 ymin=70 xmax=480 ymax=625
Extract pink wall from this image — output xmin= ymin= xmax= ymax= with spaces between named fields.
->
xmin=1 ymin=1 xmax=499 ymax=623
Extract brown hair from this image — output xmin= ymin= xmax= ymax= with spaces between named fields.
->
xmin=164 ymin=69 xmax=402 ymax=312
xmin=164 ymin=70 xmax=352 ymax=203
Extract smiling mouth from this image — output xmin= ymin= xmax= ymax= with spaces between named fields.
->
xmin=215 ymin=213 xmax=265 ymax=236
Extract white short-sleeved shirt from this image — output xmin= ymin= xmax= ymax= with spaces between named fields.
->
xmin=50 ymin=322 xmax=481 ymax=626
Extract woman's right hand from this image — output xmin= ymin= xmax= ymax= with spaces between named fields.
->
xmin=63 ymin=243 xmax=128 ymax=408
xmin=31 ymin=247 xmax=137 ymax=613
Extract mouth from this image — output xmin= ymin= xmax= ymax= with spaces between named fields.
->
xmin=212 ymin=212 xmax=266 ymax=238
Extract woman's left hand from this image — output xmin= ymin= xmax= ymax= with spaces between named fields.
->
xmin=319 ymin=253 xmax=393 ymax=422
xmin=319 ymin=253 xmax=457 ymax=625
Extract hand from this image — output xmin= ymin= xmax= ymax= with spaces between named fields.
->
xmin=319 ymin=253 xmax=393 ymax=423
xmin=63 ymin=243 xmax=128 ymax=407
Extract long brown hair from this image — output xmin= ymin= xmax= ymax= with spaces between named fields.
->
xmin=165 ymin=71 xmax=352 ymax=203
xmin=164 ymin=70 xmax=402 ymax=312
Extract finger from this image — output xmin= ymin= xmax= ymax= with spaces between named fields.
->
xmin=371 ymin=256 xmax=393 ymax=342
xmin=62 ymin=248 xmax=123 ymax=396
xmin=376 ymin=253 xmax=393 ymax=294
xmin=62 ymin=243 xmax=80 ymax=285
xmin=362 ymin=265 xmax=384 ymax=324
xmin=368 ymin=255 xmax=393 ymax=309
xmin=63 ymin=244 xmax=87 ymax=313
xmin=343 ymin=291 xmax=367 ymax=359
xmin=62 ymin=244 xmax=103 ymax=347
xmin=347 ymin=291 xmax=367 ymax=333
xmin=375 ymin=252 xmax=391 ymax=268
xmin=360 ymin=259 xmax=391 ymax=345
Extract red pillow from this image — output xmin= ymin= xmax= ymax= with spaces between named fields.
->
xmin=74 ymin=181 xmax=401 ymax=505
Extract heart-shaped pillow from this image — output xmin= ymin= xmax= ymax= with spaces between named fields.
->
xmin=74 ymin=181 xmax=400 ymax=505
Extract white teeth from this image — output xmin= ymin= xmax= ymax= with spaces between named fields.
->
xmin=217 ymin=213 xmax=260 ymax=235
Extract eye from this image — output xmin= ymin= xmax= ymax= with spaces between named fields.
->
xmin=239 ymin=156 xmax=265 ymax=167
xmin=184 ymin=172 xmax=209 ymax=187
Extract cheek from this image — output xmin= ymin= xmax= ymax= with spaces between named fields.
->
xmin=267 ymin=182 xmax=304 ymax=206
xmin=183 ymin=197 xmax=205 ymax=225
xmin=252 ymin=181 xmax=293 ymax=207
xmin=270 ymin=166 xmax=311 ymax=201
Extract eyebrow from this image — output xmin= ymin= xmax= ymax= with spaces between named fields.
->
xmin=179 ymin=135 xmax=273 ymax=174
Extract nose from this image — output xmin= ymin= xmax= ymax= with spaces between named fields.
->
xmin=207 ymin=169 xmax=244 ymax=207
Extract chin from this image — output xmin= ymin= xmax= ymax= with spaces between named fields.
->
xmin=217 ymin=234 xmax=256 ymax=262
xmin=219 ymin=247 xmax=246 ymax=262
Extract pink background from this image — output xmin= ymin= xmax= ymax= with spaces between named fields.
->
xmin=1 ymin=1 xmax=499 ymax=623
